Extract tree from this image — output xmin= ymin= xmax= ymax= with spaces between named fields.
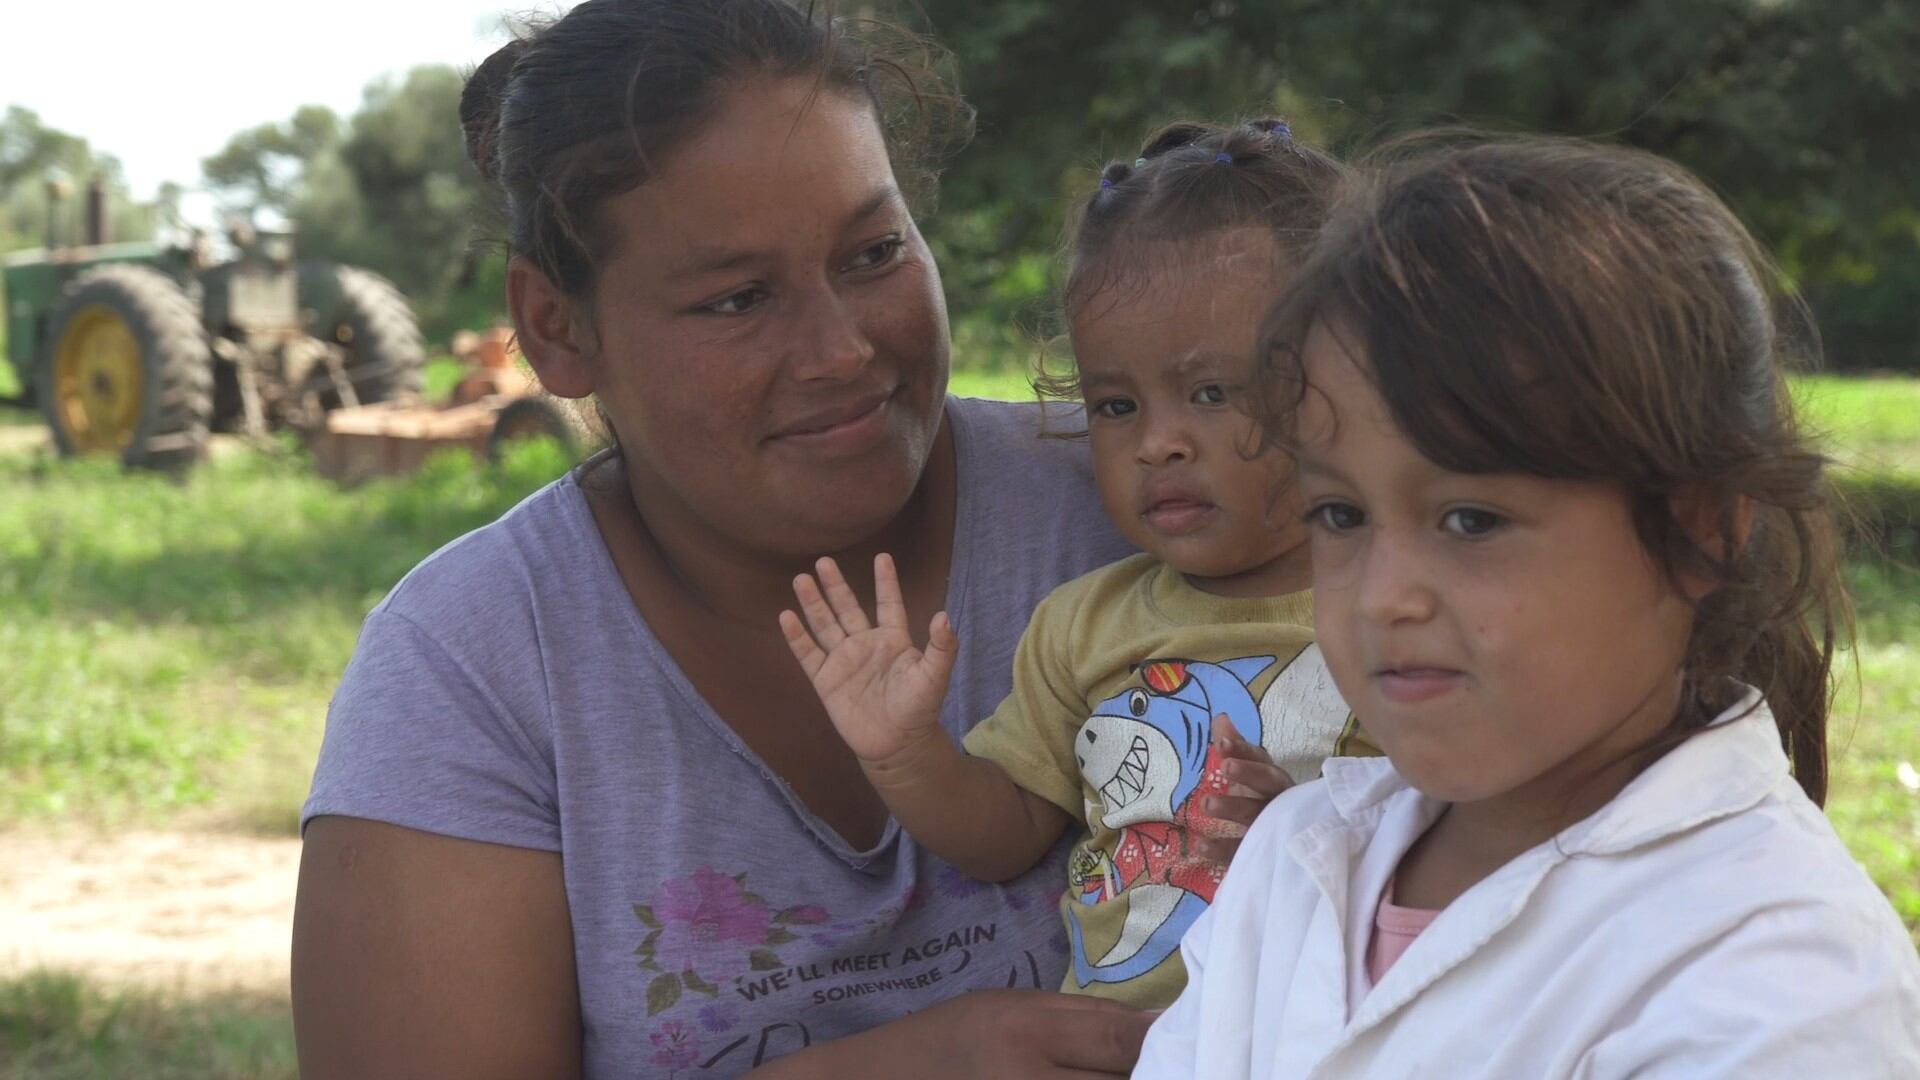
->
xmin=202 ymin=105 xmax=341 ymax=219
xmin=0 ymin=107 xmax=152 ymax=253
xmin=897 ymin=0 xmax=1920 ymax=368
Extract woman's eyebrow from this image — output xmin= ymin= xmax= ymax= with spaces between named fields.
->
xmin=841 ymin=185 xmax=903 ymax=229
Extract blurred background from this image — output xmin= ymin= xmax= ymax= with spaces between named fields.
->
xmin=1 ymin=1 xmax=1915 ymax=1075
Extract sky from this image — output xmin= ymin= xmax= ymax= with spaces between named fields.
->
xmin=1 ymin=0 xmax=555 ymax=206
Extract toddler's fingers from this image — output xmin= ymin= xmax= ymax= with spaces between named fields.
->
xmin=814 ymin=557 xmax=873 ymax=634
xmin=1221 ymin=758 xmax=1293 ymax=799
xmin=1196 ymin=834 xmax=1243 ymax=867
xmin=778 ymin=609 xmax=827 ymax=679
xmin=1213 ymin=715 xmax=1276 ymax=765
xmin=1204 ymin=792 xmax=1272 ymax=829
xmin=921 ymin=610 xmax=958 ymax=683
xmin=872 ymin=553 xmax=909 ymax=630
xmin=791 ymin=573 xmax=848 ymax=650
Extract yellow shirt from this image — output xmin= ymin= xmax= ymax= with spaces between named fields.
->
xmin=964 ymin=554 xmax=1366 ymax=1007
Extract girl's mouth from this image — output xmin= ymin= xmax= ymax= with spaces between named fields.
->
xmin=1374 ymin=666 xmax=1466 ymax=705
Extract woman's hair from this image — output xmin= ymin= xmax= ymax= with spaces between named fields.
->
xmin=1036 ymin=118 xmax=1346 ymax=405
xmin=1259 ymin=134 xmax=1848 ymax=804
xmin=458 ymin=0 xmax=971 ymax=301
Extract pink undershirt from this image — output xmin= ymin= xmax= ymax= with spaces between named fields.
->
xmin=1366 ymin=878 xmax=1442 ymax=986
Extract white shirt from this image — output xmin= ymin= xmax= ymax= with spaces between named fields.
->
xmin=1135 ymin=691 xmax=1920 ymax=1078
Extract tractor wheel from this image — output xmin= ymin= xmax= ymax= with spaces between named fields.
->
xmin=39 ymin=264 xmax=213 ymax=470
xmin=316 ymin=266 xmax=425 ymax=407
xmin=488 ymin=397 xmax=579 ymax=462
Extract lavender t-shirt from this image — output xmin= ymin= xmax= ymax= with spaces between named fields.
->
xmin=304 ymin=396 xmax=1134 ymax=1078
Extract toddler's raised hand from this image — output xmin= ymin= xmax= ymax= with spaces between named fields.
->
xmin=780 ymin=553 xmax=958 ymax=765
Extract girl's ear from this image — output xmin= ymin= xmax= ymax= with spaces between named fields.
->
xmin=1670 ymin=489 xmax=1756 ymax=601
xmin=508 ymin=255 xmax=596 ymax=399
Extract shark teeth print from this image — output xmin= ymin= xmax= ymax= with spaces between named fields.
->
xmin=1101 ymin=735 xmax=1152 ymax=810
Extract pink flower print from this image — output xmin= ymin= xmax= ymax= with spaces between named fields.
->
xmin=784 ymin=905 xmax=829 ymax=924
xmin=649 ymin=1020 xmax=700 ymax=1069
xmin=651 ymin=867 xmax=774 ymax=980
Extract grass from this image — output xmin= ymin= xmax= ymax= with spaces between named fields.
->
xmin=0 ymin=434 xmax=574 ymax=828
xmin=0 ymin=368 xmax=1914 ymax=1071
xmin=0 ymin=970 xmax=295 ymax=1080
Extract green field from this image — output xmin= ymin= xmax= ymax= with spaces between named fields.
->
xmin=0 ymin=369 xmax=1915 ymax=1073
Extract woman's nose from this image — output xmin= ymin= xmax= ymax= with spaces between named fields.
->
xmin=789 ymin=287 xmax=875 ymax=382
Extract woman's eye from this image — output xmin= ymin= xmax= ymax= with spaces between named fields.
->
xmin=1192 ymin=383 xmax=1229 ymax=405
xmin=700 ymin=286 xmax=768 ymax=316
xmin=1441 ymin=507 xmax=1505 ymax=537
xmin=1091 ymin=397 xmax=1137 ymax=420
xmin=1308 ymin=502 xmax=1365 ymax=532
xmin=846 ymin=238 xmax=903 ymax=272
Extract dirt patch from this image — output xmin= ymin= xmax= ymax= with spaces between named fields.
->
xmin=0 ymin=828 xmax=300 ymax=993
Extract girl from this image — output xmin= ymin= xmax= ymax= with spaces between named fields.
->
xmin=1134 ymin=135 xmax=1920 ymax=1076
xmin=781 ymin=120 xmax=1368 ymax=1010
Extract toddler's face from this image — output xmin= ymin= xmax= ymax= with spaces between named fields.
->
xmin=1069 ymin=232 xmax=1308 ymax=597
xmin=1291 ymin=324 xmax=1695 ymax=812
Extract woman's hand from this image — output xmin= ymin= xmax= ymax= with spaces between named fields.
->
xmin=1193 ymin=715 xmax=1295 ymax=867
xmin=781 ymin=553 xmax=958 ymax=765
xmin=750 ymin=989 xmax=1153 ymax=1078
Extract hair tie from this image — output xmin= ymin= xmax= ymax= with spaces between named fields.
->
xmin=1262 ymin=119 xmax=1293 ymax=140
xmin=1133 ymin=157 xmax=1148 ymax=168
xmin=1214 ymin=151 xmax=1233 ymax=164
xmin=1099 ymin=177 xmax=1114 ymax=190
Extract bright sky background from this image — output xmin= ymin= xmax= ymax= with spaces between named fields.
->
xmin=1 ymin=0 xmax=563 ymax=204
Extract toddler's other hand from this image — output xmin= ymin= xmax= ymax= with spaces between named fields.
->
xmin=1195 ymin=715 xmax=1293 ymax=868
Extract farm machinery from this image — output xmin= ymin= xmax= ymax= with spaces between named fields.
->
xmin=2 ymin=180 xmax=425 ymax=469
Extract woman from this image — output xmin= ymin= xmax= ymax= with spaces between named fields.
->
xmin=291 ymin=1 xmax=1285 ymax=1076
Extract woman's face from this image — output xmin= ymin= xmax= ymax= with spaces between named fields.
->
xmin=574 ymin=76 xmax=950 ymax=557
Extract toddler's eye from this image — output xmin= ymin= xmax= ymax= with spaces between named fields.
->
xmin=1091 ymin=397 xmax=1137 ymax=419
xmin=1307 ymin=502 xmax=1365 ymax=532
xmin=1441 ymin=508 xmax=1505 ymax=537
xmin=700 ymin=286 xmax=768 ymax=316
xmin=846 ymin=238 xmax=903 ymax=271
xmin=1192 ymin=383 xmax=1228 ymax=405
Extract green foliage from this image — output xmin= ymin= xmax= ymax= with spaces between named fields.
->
xmin=201 ymin=105 xmax=342 ymax=218
xmin=0 ymin=969 xmax=295 ymax=1080
xmin=898 ymin=0 xmax=1920 ymax=368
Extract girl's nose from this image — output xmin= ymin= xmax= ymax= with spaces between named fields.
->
xmin=1136 ymin=412 xmax=1195 ymax=465
xmin=1355 ymin=533 xmax=1438 ymax=626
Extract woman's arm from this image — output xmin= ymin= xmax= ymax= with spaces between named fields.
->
xmin=292 ymin=817 xmax=583 ymax=1080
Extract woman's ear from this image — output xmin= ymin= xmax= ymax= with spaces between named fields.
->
xmin=1670 ymin=489 xmax=1755 ymax=601
xmin=508 ymin=255 xmax=596 ymax=399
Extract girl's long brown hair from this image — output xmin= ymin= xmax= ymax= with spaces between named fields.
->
xmin=1259 ymin=134 xmax=1848 ymax=803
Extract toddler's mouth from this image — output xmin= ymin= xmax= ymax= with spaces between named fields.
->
xmin=1143 ymin=496 xmax=1217 ymax=534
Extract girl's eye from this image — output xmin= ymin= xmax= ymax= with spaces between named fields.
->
xmin=1192 ymin=383 xmax=1229 ymax=405
xmin=699 ymin=286 xmax=768 ymax=316
xmin=1307 ymin=502 xmax=1366 ymax=532
xmin=1091 ymin=397 xmax=1137 ymax=420
xmin=1441 ymin=507 xmax=1506 ymax=537
xmin=846 ymin=237 xmax=904 ymax=272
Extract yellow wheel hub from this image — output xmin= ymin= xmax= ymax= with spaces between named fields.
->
xmin=52 ymin=304 xmax=144 ymax=454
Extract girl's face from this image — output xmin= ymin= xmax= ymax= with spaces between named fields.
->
xmin=1069 ymin=231 xmax=1309 ymax=598
xmin=1292 ymin=326 xmax=1696 ymax=812
xmin=550 ymin=76 xmax=949 ymax=557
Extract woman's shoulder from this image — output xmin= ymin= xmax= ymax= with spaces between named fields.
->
xmin=948 ymin=395 xmax=1099 ymax=487
xmin=375 ymin=470 xmax=598 ymax=634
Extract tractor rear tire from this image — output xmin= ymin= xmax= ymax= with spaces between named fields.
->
xmin=488 ymin=397 xmax=580 ymax=462
xmin=318 ymin=266 xmax=426 ymax=406
xmin=40 ymin=264 xmax=213 ymax=470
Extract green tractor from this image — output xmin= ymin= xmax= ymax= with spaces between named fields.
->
xmin=1 ymin=181 xmax=425 ymax=469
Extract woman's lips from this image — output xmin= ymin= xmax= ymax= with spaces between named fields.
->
xmin=770 ymin=390 xmax=894 ymax=453
xmin=1374 ymin=667 xmax=1466 ymax=705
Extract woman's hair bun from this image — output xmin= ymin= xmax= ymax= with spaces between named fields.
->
xmin=461 ymin=38 xmax=528 ymax=183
